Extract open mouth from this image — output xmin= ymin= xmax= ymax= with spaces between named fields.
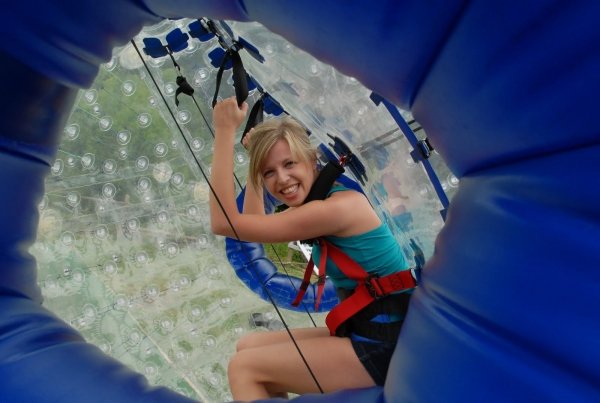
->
xmin=280 ymin=184 xmax=299 ymax=196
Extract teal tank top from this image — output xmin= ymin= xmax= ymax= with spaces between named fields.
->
xmin=311 ymin=185 xmax=408 ymax=289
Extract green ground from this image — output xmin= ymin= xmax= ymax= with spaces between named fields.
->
xmin=264 ymin=242 xmax=314 ymax=279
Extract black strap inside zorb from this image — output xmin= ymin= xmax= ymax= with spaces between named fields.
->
xmin=175 ymin=75 xmax=194 ymax=106
xmin=240 ymin=95 xmax=265 ymax=145
xmin=212 ymin=47 xmax=248 ymax=108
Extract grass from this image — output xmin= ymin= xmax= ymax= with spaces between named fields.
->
xmin=264 ymin=242 xmax=316 ymax=279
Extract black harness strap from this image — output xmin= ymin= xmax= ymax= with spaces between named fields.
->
xmin=240 ymin=94 xmax=265 ymax=145
xmin=300 ymin=160 xmax=346 ymax=245
xmin=212 ymin=47 xmax=248 ymax=108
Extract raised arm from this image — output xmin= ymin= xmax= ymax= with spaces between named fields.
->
xmin=210 ymin=97 xmax=249 ymax=235
xmin=241 ymin=128 xmax=266 ymax=215
xmin=242 ymin=179 xmax=266 ymax=215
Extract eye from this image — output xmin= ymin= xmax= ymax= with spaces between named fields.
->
xmin=284 ymin=160 xmax=296 ymax=168
xmin=262 ymin=169 xmax=274 ymax=178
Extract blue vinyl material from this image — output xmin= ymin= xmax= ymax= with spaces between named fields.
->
xmin=1 ymin=1 xmax=599 ymax=402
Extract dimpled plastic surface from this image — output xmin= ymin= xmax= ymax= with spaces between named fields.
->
xmin=1 ymin=1 xmax=599 ymax=402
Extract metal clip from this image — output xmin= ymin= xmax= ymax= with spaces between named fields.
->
xmin=364 ymin=275 xmax=384 ymax=299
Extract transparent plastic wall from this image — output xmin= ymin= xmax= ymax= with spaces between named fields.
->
xmin=229 ymin=21 xmax=454 ymax=258
xmin=31 ymin=18 xmax=454 ymax=402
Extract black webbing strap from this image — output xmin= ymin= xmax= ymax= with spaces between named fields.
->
xmin=175 ymin=75 xmax=194 ymax=106
xmin=300 ymin=160 xmax=345 ymax=244
xmin=240 ymin=95 xmax=265 ymax=145
xmin=161 ymin=47 xmax=195 ymax=107
xmin=211 ymin=47 xmax=249 ymax=108
xmin=303 ymin=160 xmax=345 ymax=204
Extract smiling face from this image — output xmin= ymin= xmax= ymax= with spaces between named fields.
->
xmin=247 ymin=116 xmax=318 ymax=206
xmin=261 ymin=138 xmax=317 ymax=206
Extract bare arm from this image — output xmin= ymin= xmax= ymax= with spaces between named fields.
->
xmin=241 ymin=128 xmax=266 ymax=215
xmin=209 ymin=97 xmax=248 ymax=236
xmin=242 ymin=181 xmax=266 ymax=215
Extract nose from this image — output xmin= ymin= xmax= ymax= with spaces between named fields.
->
xmin=274 ymin=168 xmax=290 ymax=184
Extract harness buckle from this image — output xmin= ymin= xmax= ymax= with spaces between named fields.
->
xmin=364 ymin=275 xmax=385 ymax=300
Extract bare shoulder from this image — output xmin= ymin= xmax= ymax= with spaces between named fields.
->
xmin=325 ymin=189 xmax=380 ymax=236
xmin=328 ymin=188 xmax=370 ymax=205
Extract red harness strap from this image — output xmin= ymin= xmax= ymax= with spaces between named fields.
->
xmin=291 ymin=239 xmax=328 ymax=310
xmin=292 ymin=238 xmax=418 ymax=336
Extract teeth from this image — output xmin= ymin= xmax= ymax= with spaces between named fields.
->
xmin=281 ymin=184 xmax=298 ymax=195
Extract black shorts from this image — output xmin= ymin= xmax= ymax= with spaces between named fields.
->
xmin=336 ymin=291 xmax=411 ymax=385
xmin=351 ymin=338 xmax=398 ymax=385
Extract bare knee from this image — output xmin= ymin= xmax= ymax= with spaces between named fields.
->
xmin=228 ymin=350 xmax=266 ymax=397
xmin=227 ymin=351 xmax=247 ymax=382
xmin=235 ymin=331 xmax=269 ymax=352
xmin=228 ymin=351 xmax=285 ymax=400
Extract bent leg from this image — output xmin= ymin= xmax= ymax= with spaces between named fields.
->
xmin=236 ymin=327 xmax=330 ymax=351
xmin=228 ymin=332 xmax=374 ymax=400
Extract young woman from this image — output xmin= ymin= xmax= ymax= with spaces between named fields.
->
xmin=210 ymin=97 xmax=411 ymax=401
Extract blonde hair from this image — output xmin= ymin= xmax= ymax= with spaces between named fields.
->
xmin=246 ymin=116 xmax=317 ymax=190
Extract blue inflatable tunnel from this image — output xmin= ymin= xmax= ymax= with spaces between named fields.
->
xmin=1 ymin=1 xmax=600 ymax=403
